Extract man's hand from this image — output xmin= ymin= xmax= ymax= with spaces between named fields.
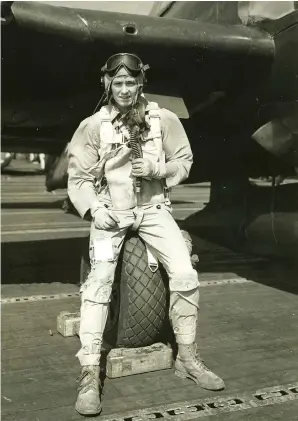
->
xmin=131 ymin=158 xmax=156 ymax=178
xmin=92 ymin=208 xmax=120 ymax=230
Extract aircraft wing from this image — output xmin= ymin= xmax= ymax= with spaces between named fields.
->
xmin=1 ymin=1 xmax=297 ymax=179
xmin=1 ymin=1 xmax=272 ymax=131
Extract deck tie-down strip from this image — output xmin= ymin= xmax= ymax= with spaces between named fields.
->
xmin=1 ymin=292 xmax=80 ymax=304
xmin=99 ymin=382 xmax=298 ymax=421
xmin=1 ymin=278 xmax=252 ymax=304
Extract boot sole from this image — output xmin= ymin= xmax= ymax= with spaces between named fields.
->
xmin=75 ymin=404 xmax=102 ymax=416
xmin=175 ymin=369 xmax=225 ymax=391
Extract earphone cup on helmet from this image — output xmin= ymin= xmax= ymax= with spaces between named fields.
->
xmin=140 ymin=70 xmax=147 ymax=87
xmin=103 ymin=74 xmax=112 ymax=90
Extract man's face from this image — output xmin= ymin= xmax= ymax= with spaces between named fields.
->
xmin=110 ymin=67 xmax=139 ymax=111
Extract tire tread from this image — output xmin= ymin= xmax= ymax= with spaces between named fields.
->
xmin=117 ymin=235 xmax=167 ymax=347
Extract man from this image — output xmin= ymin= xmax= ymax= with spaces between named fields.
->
xmin=68 ymin=53 xmax=225 ymax=416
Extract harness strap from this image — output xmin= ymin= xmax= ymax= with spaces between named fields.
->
xmin=147 ymin=106 xmax=164 ymax=163
xmin=146 ymin=244 xmax=159 ymax=272
xmin=98 ymin=102 xmax=169 ymax=200
xmin=117 ymin=121 xmax=130 ymax=143
xmin=131 ymin=208 xmax=144 ymax=231
xmin=147 ymin=105 xmax=167 ymax=197
xmin=148 ymin=109 xmax=162 ymax=139
xmin=99 ymin=107 xmax=115 ymax=144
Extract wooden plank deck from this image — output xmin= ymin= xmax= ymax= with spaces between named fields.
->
xmin=1 ymin=159 xmax=298 ymax=420
xmin=2 ymin=280 xmax=298 ymax=421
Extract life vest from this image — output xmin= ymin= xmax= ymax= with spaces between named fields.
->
xmin=88 ymin=101 xmax=168 ymax=210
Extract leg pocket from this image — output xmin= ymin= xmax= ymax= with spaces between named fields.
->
xmin=82 ymin=261 xmax=116 ymax=303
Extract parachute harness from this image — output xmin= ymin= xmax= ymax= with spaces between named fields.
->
xmin=95 ymin=54 xmax=150 ymax=200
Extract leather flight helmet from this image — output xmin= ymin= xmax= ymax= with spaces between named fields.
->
xmin=101 ymin=53 xmax=149 ymax=101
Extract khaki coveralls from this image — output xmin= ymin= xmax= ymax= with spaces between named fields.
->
xmin=68 ymin=100 xmax=199 ymax=366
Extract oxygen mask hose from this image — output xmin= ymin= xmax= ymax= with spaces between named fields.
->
xmin=129 ymin=126 xmax=143 ymax=200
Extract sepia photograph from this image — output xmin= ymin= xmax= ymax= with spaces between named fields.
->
xmin=1 ymin=1 xmax=298 ymax=420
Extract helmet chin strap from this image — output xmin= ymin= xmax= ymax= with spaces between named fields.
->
xmin=92 ymin=75 xmax=115 ymax=114
xmin=131 ymin=84 xmax=143 ymax=107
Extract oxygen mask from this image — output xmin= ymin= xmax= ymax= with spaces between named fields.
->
xmin=122 ymin=100 xmax=147 ymax=130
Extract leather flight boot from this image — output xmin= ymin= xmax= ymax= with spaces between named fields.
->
xmin=75 ymin=365 xmax=102 ymax=416
xmin=175 ymin=344 xmax=225 ymax=391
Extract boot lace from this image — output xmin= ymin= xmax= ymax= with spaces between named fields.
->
xmin=194 ymin=349 xmax=210 ymax=372
xmin=76 ymin=369 xmax=100 ymax=393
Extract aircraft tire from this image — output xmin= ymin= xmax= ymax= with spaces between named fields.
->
xmin=80 ymin=233 xmax=169 ymax=348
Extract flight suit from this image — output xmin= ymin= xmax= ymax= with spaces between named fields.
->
xmin=68 ymin=99 xmax=200 ymax=366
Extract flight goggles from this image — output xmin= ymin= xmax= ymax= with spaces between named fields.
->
xmin=101 ymin=53 xmax=149 ymax=75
